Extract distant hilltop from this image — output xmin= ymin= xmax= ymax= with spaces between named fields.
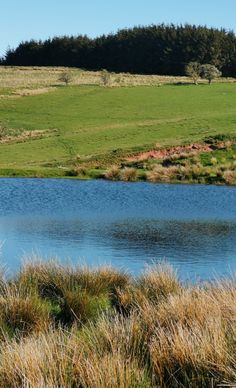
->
xmin=2 ymin=24 xmax=236 ymax=77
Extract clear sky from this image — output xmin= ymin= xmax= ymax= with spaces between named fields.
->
xmin=1 ymin=0 xmax=236 ymax=57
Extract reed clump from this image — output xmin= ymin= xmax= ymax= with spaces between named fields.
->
xmin=105 ymin=166 xmax=138 ymax=182
xmin=223 ymin=170 xmax=236 ymax=184
xmin=104 ymin=166 xmax=121 ymax=180
xmin=120 ymin=167 xmax=137 ymax=182
xmin=0 ymin=260 xmax=236 ymax=386
xmin=0 ymin=286 xmax=51 ymax=337
xmin=145 ymin=162 xmax=236 ymax=185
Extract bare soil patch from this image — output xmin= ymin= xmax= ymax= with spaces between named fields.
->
xmin=126 ymin=143 xmax=214 ymax=162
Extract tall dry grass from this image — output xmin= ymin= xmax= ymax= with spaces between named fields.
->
xmin=1 ymin=66 xmax=234 ymax=93
xmin=104 ymin=166 xmax=121 ymax=180
xmin=0 ymin=287 xmax=50 ymax=337
xmin=16 ymin=259 xmax=129 ymax=297
xmin=0 ymin=260 xmax=235 ymax=386
xmin=0 ymin=325 xmax=151 ymax=387
xmin=120 ymin=167 xmax=137 ymax=182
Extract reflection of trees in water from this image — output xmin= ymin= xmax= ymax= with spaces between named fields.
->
xmin=107 ymin=220 xmax=236 ymax=253
xmin=11 ymin=217 xmax=236 ymax=262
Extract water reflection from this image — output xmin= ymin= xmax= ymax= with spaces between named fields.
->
xmin=0 ymin=178 xmax=236 ymax=280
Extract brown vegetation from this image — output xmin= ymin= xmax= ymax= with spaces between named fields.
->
xmin=0 ymin=260 xmax=235 ymax=386
xmin=0 ymin=66 xmax=234 ymax=91
xmin=127 ymin=143 xmax=213 ymax=162
xmin=0 ymin=128 xmax=58 ymax=144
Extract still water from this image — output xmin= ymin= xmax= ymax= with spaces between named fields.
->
xmin=0 ymin=178 xmax=236 ymax=280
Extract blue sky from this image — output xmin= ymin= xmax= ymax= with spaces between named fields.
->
xmin=1 ymin=0 xmax=236 ymax=56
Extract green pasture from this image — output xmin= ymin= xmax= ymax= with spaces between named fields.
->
xmin=0 ymin=82 xmax=236 ymax=172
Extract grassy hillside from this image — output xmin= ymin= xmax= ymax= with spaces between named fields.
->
xmin=0 ymin=67 xmax=236 ymax=181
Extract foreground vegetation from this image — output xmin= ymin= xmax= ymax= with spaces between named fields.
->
xmin=0 ymin=66 xmax=236 ymax=184
xmin=0 ymin=260 xmax=236 ymax=386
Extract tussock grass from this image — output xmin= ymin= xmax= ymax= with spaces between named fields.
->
xmin=17 ymin=259 xmax=128 ymax=296
xmin=0 ymin=260 xmax=236 ymax=386
xmin=137 ymin=263 xmax=181 ymax=301
xmin=0 ymin=329 xmax=81 ymax=387
xmin=223 ymin=170 xmax=236 ymax=184
xmin=0 ymin=325 xmax=151 ymax=387
xmin=105 ymin=165 xmax=121 ymax=180
xmin=145 ymin=155 xmax=236 ymax=185
xmin=77 ymin=351 xmax=152 ymax=388
xmin=16 ymin=259 xmax=128 ymax=326
xmin=149 ymin=321 xmax=229 ymax=386
xmin=120 ymin=167 xmax=137 ymax=182
xmin=0 ymin=288 xmax=50 ymax=337
xmin=104 ymin=166 xmax=138 ymax=181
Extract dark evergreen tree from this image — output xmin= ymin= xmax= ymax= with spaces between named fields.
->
xmin=2 ymin=24 xmax=236 ymax=77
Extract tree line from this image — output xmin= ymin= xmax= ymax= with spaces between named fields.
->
xmin=2 ymin=24 xmax=236 ymax=77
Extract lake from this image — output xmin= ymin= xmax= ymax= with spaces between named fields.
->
xmin=0 ymin=178 xmax=236 ymax=280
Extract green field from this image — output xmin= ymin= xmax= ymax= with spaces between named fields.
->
xmin=0 ymin=67 xmax=236 ymax=181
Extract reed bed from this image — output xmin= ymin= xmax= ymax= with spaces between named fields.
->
xmin=0 ymin=259 xmax=235 ymax=386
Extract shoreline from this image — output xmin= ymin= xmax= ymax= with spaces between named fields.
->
xmin=0 ymin=171 xmax=236 ymax=187
xmin=1 ymin=135 xmax=235 ymax=185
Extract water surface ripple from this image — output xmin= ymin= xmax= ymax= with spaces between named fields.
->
xmin=0 ymin=178 xmax=236 ymax=280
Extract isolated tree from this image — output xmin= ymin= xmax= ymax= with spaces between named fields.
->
xmin=200 ymin=64 xmax=222 ymax=84
xmin=100 ymin=69 xmax=111 ymax=86
xmin=58 ymin=71 xmax=73 ymax=85
xmin=185 ymin=62 xmax=201 ymax=84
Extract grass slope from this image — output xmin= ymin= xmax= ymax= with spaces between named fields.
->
xmin=0 ymin=67 xmax=236 ymax=178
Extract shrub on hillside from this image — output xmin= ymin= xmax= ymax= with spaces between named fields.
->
xmin=58 ymin=71 xmax=73 ymax=85
xmin=100 ymin=70 xmax=111 ymax=87
xmin=200 ymin=64 xmax=222 ymax=84
xmin=185 ymin=62 xmax=201 ymax=84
